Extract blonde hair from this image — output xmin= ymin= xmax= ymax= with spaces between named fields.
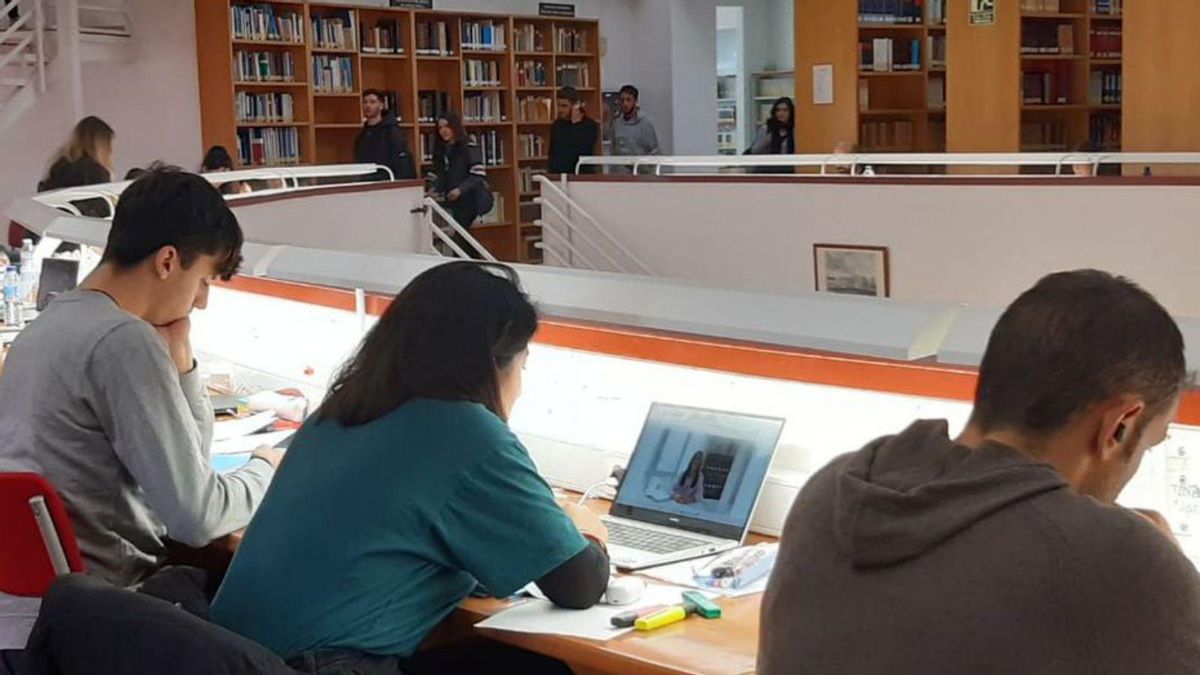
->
xmin=61 ymin=116 xmax=115 ymax=171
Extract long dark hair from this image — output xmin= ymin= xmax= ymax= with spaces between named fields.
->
xmin=316 ymin=262 xmax=539 ymax=426
xmin=434 ymin=111 xmax=469 ymax=152
xmin=766 ymin=97 xmax=795 ymax=153
xmin=678 ymin=451 xmax=705 ymax=488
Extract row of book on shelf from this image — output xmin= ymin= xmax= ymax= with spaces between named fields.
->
xmin=1022 ymin=23 xmax=1076 ymax=54
xmin=234 ymin=51 xmax=296 ymax=83
xmin=312 ymin=55 xmax=355 ymax=94
xmin=517 ymin=96 xmax=554 ymax=122
xmin=857 ymin=78 xmax=945 ymax=110
xmin=312 ymin=11 xmax=356 ymax=51
xmin=417 ymin=20 xmax=453 ymax=56
xmin=235 ymin=92 xmax=295 ymax=123
xmin=417 ymin=130 xmax=504 ymax=166
xmin=462 ymin=19 xmax=507 ymax=51
xmin=361 ymin=19 xmax=403 ymax=54
xmin=516 ymin=60 xmax=549 ymax=87
xmin=464 ymin=92 xmax=506 ymax=123
xmin=231 ymin=4 xmax=303 ymax=43
xmin=859 ymin=120 xmax=914 ymax=151
xmin=519 ymin=132 xmax=546 ymax=159
xmin=555 ymin=27 xmax=587 ymax=53
xmin=515 ymin=24 xmax=545 ymax=53
xmin=556 ymin=63 xmax=591 ymax=88
xmin=519 ymin=167 xmax=545 ymax=194
xmin=418 ymin=91 xmax=451 ymax=123
xmin=1023 ymin=69 xmax=1070 ymax=105
xmin=464 ymin=59 xmax=503 ymax=87
xmin=860 ymin=38 xmax=921 ymax=72
xmin=1091 ymin=0 xmax=1121 ymax=14
xmin=1090 ymin=27 xmax=1122 ymax=59
xmin=1021 ymin=0 xmax=1066 ymax=12
xmin=1090 ymin=71 xmax=1121 ymax=104
xmin=236 ymin=127 xmax=300 ymax=167
xmin=1021 ymin=117 xmax=1121 ymax=151
xmin=1090 ymin=113 xmax=1120 ymax=148
xmin=857 ymin=0 xmax=929 ymax=25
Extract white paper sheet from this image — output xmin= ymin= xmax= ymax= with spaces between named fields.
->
xmin=476 ymin=584 xmax=699 ymax=641
xmin=212 ymin=411 xmax=276 ymax=442
xmin=211 ymin=429 xmax=294 ymax=455
xmin=636 ymin=544 xmax=778 ymax=598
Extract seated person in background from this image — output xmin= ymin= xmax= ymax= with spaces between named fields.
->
xmin=353 ymin=88 xmax=417 ymax=181
xmin=200 ymin=145 xmax=252 ymax=195
xmin=760 ymin=269 xmax=1200 ymax=675
xmin=0 ymin=167 xmax=282 ymax=587
xmin=213 ymin=262 xmax=609 ymax=674
xmin=746 ymin=97 xmax=796 ymax=175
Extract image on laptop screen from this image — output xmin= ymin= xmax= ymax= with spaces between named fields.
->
xmin=612 ymin=404 xmax=785 ymax=538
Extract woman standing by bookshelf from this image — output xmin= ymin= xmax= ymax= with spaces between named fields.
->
xmin=9 ymin=116 xmax=115 ymax=247
xmin=747 ymin=97 xmax=796 ymax=174
xmin=429 ymin=111 xmax=494 ymax=259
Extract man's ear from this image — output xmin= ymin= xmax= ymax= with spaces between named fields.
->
xmin=1094 ymin=396 xmax=1145 ymax=460
xmin=153 ymin=246 xmax=180 ymax=281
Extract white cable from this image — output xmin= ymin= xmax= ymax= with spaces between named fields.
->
xmin=577 ymin=476 xmax=619 ymax=505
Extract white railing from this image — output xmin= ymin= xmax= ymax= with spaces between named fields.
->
xmin=0 ymin=0 xmax=46 ymax=95
xmin=534 ymin=174 xmax=653 ymax=276
xmin=421 ymin=197 xmax=496 ymax=261
xmin=576 ymin=152 xmax=1200 ymax=177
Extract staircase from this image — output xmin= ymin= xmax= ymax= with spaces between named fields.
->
xmin=0 ymin=0 xmax=132 ymax=133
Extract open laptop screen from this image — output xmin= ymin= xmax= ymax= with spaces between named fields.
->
xmin=610 ymin=404 xmax=785 ymax=541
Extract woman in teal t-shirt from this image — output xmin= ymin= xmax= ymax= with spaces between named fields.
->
xmin=212 ymin=262 xmax=610 ymax=674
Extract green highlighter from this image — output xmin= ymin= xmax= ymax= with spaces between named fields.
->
xmin=682 ymin=591 xmax=722 ymax=619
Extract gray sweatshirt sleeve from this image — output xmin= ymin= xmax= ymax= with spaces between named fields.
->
xmin=87 ymin=323 xmax=274 ymax=547
xmin=749 ymin=125 xmax=772 ymax=154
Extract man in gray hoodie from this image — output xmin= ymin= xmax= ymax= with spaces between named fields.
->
xmin=608 ymin=85 xmax=659 ymax=173
xmin=760 ymin=269 xmax=1200 ymax=675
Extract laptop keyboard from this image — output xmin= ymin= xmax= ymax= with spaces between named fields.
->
xmin=605 ymin=520 xmax=710 ymax=555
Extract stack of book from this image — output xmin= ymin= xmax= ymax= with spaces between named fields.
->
xmin=1022 ymin=68 xmax=1070 ymax=104
xmin=1091 ymin=0 xmax=1122 ymax=15
xmin=859 ymin=120 xmax=914 ymax=150
xmin=234 ymin=51 xmax=296 ymax=82
xmin=517 ymin=96 xmax=554 ymax=122
xmin=418 ymin=90 xmax=451 ymax=123
xmin=927 ymin=34 xmax=946 ymax=68
xmin=518 ymin=133 xmax=546 ymax=158
xmin=1090 ymin=71 xmax=1122 ymax=104
xmin=464 ymin=92 xmax=505 ymax=123
xmin=416 ymin=20 xmax=453 ymax=56
xmin=236 ymin=127 xmax=300 ymax=166
xmin=859 ymin=38 xmax=921 ymax=72
xmin=235 ymin=91 xmax=295 ymax=123
xmin=1089 ymin=113 xmax=1121 ymax=148
xmin=231 ymin=4 xmax=304 ymax=43
xmin=469 ymin=129 xmax=505 ymax=165
xmin=555 ymin=27 xmax=586 ymax=53
xmin=926 ymin=0 xmax=947 ymax=25
xmin=464 ymin=59 xmax=502 ymax=87
xmin=516 ymin=60 xmax=549 ymax=87
xmin=1022 ymin=23 xmax=1074 ymax=54
xmin=462 ymin=19 xmax=507 ymax=51
xmin=361 ymin=18 xmax=403 ymax=54
xmin=311 ymin=11 xmax=356 ymax=50
xmin=1021 ymin=0 xmax=1062 ymax=11
xmin=858 ymin=0 xmax=924 ymax=24
xmin=1090 ymin=26 xmax=1122 ymax=58
xmin=515 ymin=24 xmax=545 ymax=52
xmin=312 ymin=55 xmax=355 ymax=93
xmin=480 ymin=192 xmax=506 ymax=224
xmin=556 ymin=62 xmax=591 ymax=88
xmin=1021 ymin=120 xmax=1068 ymax=149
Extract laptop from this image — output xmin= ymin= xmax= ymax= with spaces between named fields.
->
xmin=603 ymin=403 xmax=785 ymax=571
xmin=36 ymin=258 xmax=80 ymax=311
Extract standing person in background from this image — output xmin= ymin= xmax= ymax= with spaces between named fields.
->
xmin=9 ymin=116 xmax=115 ymax=247
xmin=609 ymin=85 xmax=659 ymax=173
xmin=747 ymin=97 xmax=796 ymax=174
xmin=548 ymin=86 xmax=600 ymax=175
xmin=429 ymin=111 xmax=493 ymax=258
xmin=353 ymin=88 xmax=416 ymax=181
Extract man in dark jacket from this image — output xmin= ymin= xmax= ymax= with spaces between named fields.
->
xmin=760 ymin=269 xmax=1200 ymax=675
xmin=353 ymin=89 xmax=416 ymax=181
xmin=547 ymin=87 xmax=599 ymax=175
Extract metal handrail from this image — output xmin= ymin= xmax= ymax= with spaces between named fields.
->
xmin=535 ymin=199 xmax=627 ymax=274
xmin=533 ymin=175 xmax=653 ymax=275
xmin=537 ymin=217 xmax=601 ymax=271
xmin=575 ymin=152 xmax=1200 ymax=176
xmin=423 ymin=197 xmax=497 ymax=262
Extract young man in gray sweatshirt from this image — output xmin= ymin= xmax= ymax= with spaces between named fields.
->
xmin=761 ymin=269 xmax=1200 ymax=674
xmin=0 ymin=168 xmax=282 ymax=587
xmin=608 ymin=85 xmax=659 ymax=173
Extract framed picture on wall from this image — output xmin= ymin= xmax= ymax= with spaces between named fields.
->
xmin=813 ymin=244 xmax=891 ymax=298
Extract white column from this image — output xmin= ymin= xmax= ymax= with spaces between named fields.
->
xmin=55 ymin=0 xmax=82 ymax=120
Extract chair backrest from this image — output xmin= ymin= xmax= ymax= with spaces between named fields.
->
xmin=0 ymin=472 xmax=85 ymax=596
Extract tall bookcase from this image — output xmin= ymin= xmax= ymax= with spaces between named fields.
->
xmin=195 ymin=1 xmax=602 ymax=263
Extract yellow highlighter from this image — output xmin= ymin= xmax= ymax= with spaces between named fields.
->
xmin=634 ymin=604 xmax=689 ymax=631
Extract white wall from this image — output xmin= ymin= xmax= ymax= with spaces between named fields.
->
xmin=557 ymin=179 xmax=1200 ymax=318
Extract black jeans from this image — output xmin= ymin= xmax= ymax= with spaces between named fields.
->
xmin=288 ymin=639 xmax=573 ymax=675
xmin=446 ymin=200 xmax=484 ymax=259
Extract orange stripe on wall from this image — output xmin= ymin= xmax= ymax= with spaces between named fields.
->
xmin=217 ymin=276 xmax=1200 ymax=426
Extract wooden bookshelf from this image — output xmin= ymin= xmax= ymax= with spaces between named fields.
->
xmin=794 ymin=0 xmax=947 ymax=161
xmin=195 ymin=1 xmax=601 ymax=263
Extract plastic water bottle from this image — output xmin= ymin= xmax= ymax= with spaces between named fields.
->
xmin=3 ymin=265 xmax=22 ymax=327
xmin=19 ymin=239 xmax=37 ymax=305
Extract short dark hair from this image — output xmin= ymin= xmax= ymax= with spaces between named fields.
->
xmin=973 ymin=270 xmax=1187 ymax=436
xmin=101 ymin=167 xmax=244 ymax=281
xmin=558 ymin=86 xmax=581 ymax=104
xmin=123 ymin=167 xmax=146 ymax=181
xmin=200 ymin=145 xmax=234 ymax=172
xmin=619 ymin=85 xmax=639 ymax=99
xmin=317 ymin=262 xmax=538 ymax=426
xmin=362 ymin=88 xmax=385 ymax=102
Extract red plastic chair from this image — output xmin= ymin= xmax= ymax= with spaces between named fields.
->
xmin=0 ymin=473 xmax=85 ymax=597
